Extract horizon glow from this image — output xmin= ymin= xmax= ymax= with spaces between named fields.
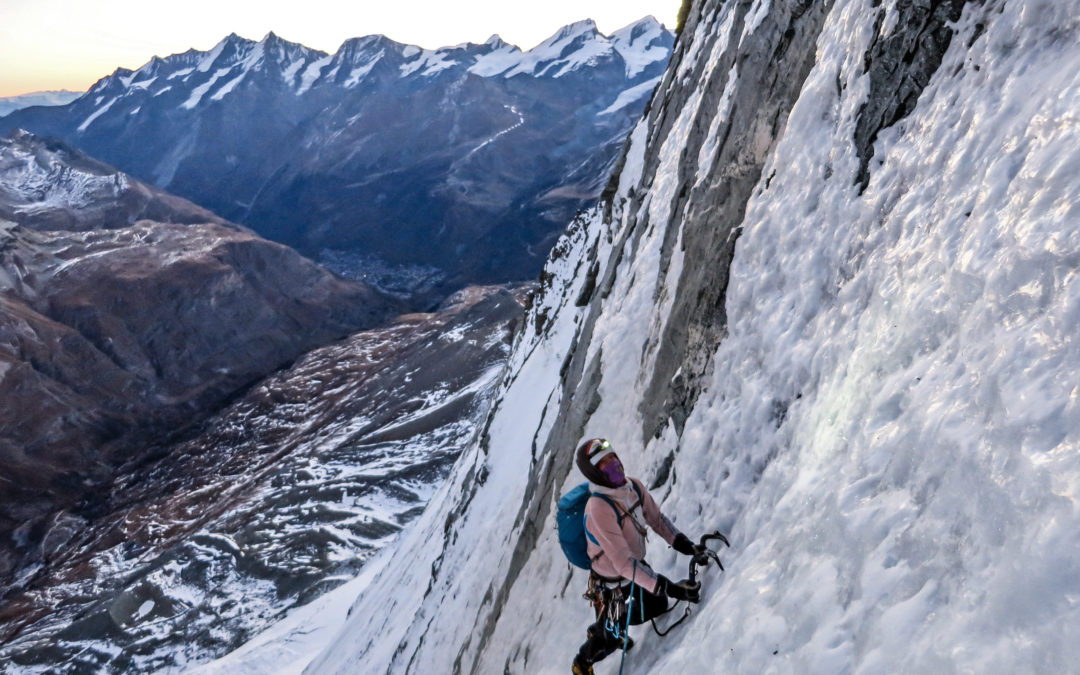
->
xmin=0 ymin=0 xmax=681 ymax=98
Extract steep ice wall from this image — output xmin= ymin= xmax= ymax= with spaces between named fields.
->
xmin=307 ymin=0 xmax=1080 ymax=672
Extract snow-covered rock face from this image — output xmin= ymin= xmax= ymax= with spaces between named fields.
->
xmin=297 ymin=0 xmax=1080 ymax=673
xmin=1 ymin=19 xmax=675 ymax=297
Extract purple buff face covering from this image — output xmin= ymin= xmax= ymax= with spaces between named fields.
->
xmin=601 ymin=457 xmax=626 ymax=486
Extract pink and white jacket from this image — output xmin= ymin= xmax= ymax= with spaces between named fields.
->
xmin=584 ymin=477 xmax=679 ymax=594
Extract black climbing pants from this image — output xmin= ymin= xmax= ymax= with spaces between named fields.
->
xmin=576 ymin=575 xmax=669 ymax=666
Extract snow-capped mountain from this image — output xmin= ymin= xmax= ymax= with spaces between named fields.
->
xmin=189 ymin=0 xmax=1076 ymax=672
xmin=0 ymin=91 xmax=82 ymax=118
xmin=1 ymin=19 xmax=674 ymax=296
xmin=0 ymin=128 xmax=228 ymax=229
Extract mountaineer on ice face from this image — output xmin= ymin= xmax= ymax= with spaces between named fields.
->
xmin=567 ymin=438 xmax=704 ymax=675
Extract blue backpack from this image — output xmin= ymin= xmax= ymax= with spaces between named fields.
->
xmin=557 ymin=481 xmax=643 ymax=569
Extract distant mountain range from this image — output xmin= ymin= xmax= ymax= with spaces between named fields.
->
xmin=1 ymin=19 xmax=673 ymax=295
xmin=0 ymin=91 xmax=81 ymax=117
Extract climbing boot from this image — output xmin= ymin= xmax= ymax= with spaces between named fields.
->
xmin=571 ymin=656 xmax=594 ymax=675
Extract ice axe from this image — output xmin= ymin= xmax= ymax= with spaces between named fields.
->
xmin=652 ymin=531 xmax=729 ymax=637
xmin=687 ymin=531 xmax=729 ymax=584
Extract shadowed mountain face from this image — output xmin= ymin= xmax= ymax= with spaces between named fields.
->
xmin=0 ymin=19 xmax=674 ymax=293
xmin=0 ymin=131 xmax=397 ymax=589
xmin=0 ymin=284 xmax=528 ymax=673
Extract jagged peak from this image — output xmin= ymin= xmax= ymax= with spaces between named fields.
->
xmin=335 ymin=34 xmax=404 ymax=60
xmin=516 ymin=19 xmax=606 ymax=62
xmin=129 ymin=56 xmax=165 ymax=79
xmin=221 ymin=31 xmax=250 ymax=45
xmin=559 ymin=18 xmax=600 ymax=37
xmin=610 ymin=15 xmax=668 ymax=42
xmin=341 ymin=34 xmax=396 ymax=49
xmin=214 ymin=32 xmax=258 ymax=58
xmin=257 ymin=31 xmax=326 ymax=65
xmin=535 ymin=18 xmax=601 ymax=48
xmin=86 ymin=65 xmax=133 ymax=93
xmin=620 ymin=15 xmax=662 ymax=30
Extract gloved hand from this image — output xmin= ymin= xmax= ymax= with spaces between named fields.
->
xmin=657 ymin=575 xmax=701 ymax=603
xmin=672 ymin=532 xmax=699 ymax=556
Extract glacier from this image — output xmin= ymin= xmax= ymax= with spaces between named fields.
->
xmin=226 ymin=0 xmax=1080 ymax=673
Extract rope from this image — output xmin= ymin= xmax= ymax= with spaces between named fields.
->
xmin=652 ymin=603 xmax=692 ymax=636
xmin=618 ymin=560 xmax=637 ymax=675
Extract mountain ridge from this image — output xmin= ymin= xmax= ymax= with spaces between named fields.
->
xmin=1 ymin=18 xmax=675 ymax=299
xmin=75 ymin=16 xmax=670 ymax=93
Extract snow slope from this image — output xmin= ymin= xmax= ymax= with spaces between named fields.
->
xmin=237 ymin=0 xmax=1080 ymax=672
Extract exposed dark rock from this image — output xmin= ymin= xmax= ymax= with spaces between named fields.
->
xmin=853 ymin=0 xmax=970 ymax=191
xmin=637 ymin=0 xmax=834 ymax=442
xmin=650 ymin=450 xmax=676 ymax=490
xmin=573 ymin=260 xmax=599 ymax=307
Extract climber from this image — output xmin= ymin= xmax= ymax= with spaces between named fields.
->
xmin=571 ymin=438 xmax=705 ymax=675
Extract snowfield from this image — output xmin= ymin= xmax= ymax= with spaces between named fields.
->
xmin=204 ymin=0 xmax=1080 ymax=673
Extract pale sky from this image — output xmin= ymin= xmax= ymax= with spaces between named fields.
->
xmin=0 ymin=0 xmax=681 ymax=97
